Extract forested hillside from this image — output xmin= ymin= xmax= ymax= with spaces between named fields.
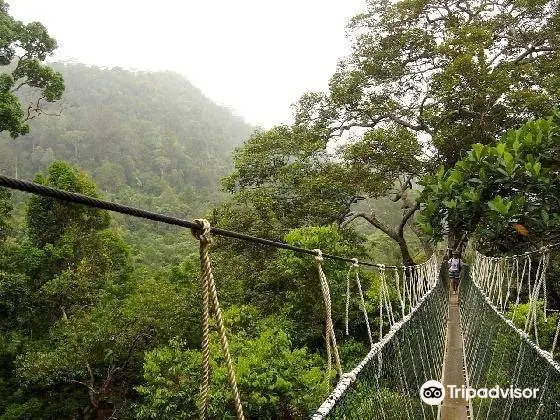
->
xmin=0 ymin=63 xmax=253 ymax=265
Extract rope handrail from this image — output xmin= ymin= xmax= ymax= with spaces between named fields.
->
xmin=473 ymin=242 xmax=560 ymax=259
xmin=0 ymin=174 xmax=431 ymax=269
xmin=460 ymin=266 xmax=560 ymax=419
xmin=470 ymin=246 xmax=560 ymax=357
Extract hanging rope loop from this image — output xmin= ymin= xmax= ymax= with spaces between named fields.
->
xmin=192 ymin=218 xmax=244 ymax=420
xmin=344 ymin=257 xmax=374 ymax=347
xmin=313 ymin=248 xmax=343 ymax=380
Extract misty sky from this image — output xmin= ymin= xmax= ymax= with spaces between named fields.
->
xmin=8 ymin=0 xmax=365 ymax=128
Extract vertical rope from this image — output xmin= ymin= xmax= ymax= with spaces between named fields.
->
xmin=355 ymin=262 xmax=374 ymax=347
xmin=313 ymin=249 xmax=343 ymax=379
xmin=192 ymin=219 xmax=245 ymax=420
xmin=379 ymin=265 xmax=384 ymax=339
xmin=394 ymin=267 xmax=405 ymax=319
xmin=344 ymin=258 xmax=373 ymax=347
xmin=345 ymin=263 xmax=352 ymax=336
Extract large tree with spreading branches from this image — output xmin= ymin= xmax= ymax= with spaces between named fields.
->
xmin=224 ymin=0 xmax=560 ymax=263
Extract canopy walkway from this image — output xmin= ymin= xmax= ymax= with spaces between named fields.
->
xmin=1 ymin=174 xmax=559 ymax=419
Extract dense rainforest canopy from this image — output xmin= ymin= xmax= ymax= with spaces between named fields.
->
xmin=1 ymin=0 xmax=560 ymax=418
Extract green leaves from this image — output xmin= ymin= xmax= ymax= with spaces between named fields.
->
xmin=419 ymin=111 xmax=560 ymax=251
xmin=136 ymin=307 xmax=329 ymax=419
xmin=495 ymin=143 xmax=506 ymax=157
xmin=312 ymin=0 xmax=560 ymax=170
xmin=0 ymin=2 xmax=64 ymax=137
xmin=487 ymin=196 xmax=512 ymax=216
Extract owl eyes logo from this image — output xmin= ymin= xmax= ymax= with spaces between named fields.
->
xmin=423 ymin=386 xmax=443 ymax=399
xmin=420 ymin=380 xmax=445 ymax=405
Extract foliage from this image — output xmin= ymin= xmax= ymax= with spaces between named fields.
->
xmin=0 ymin=187 xmax=11 ymax=240
xmin=0 ymin=162 xmax=137 ymax=417
xmin=216 ymin=0 xmax=560 ymax=262
xmin=2 ymin=0 xmax=559 ymax=415
xmin=2 ymin=163 xmax=383 ymax=418
xmin=419 ymin=112 xmax=560 ymax=253
xmin=220 ymin=121 xmax=426 ymax=264
xmin=0 ymin=0 xmax=64 ymax=138
xmin=222 ymin=125 xmax=358 ymax=232
xmin=136 ymin=306 xmax=329 ymax=419
xmin=507 ymin=301 xmax=560 ymax=352
xmin=27 ymin=160 xmax=110 ymax=246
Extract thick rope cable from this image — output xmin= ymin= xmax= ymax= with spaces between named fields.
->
xmin=314 ymin=249 xmax=343 ymax=380
xmin=192 ymin=219 xmax=244 ymax=420
xmin=0 ymin=174 xmax=411 ymax=269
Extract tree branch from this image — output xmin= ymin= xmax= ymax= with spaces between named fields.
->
xmin=387 ymin=114 xmax=433 ymax=134
xmin=513 ymin=45 xmax=554 ymax=64
xmin=398 ymin=201 xmax=420 ymax=236
xmin=11 ymin=79 xmax=30 ymax=93
xmin=342 ymin=211 xmax=400 ymax=241
xmin=390 ymin=174 xmax=415 ymax=202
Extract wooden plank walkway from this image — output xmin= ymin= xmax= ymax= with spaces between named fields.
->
xmin=440 ymin=291 xmax=469 ymax=420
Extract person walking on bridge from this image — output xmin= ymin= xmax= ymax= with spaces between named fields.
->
xmin=448 ymin=252 xmax=464 ymax=294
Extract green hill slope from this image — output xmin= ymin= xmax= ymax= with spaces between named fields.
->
xmin=0 ymin=63 xmax=254 ymax=265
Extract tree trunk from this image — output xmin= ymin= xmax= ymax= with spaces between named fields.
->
xmin=397 ymin=236 xmax=414 ymax=266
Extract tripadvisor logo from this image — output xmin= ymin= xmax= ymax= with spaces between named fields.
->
xmin=420 ymin=380 xmax=445 ymax=405
xmin=447 ymin=385 xmax=539 ymax=400
xmin=420 ymin=380 xmax=539 ymax=405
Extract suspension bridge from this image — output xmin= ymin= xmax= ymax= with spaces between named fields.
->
xmin=0 ymin=174 xmax=559 ymax=420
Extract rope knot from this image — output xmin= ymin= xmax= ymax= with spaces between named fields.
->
xmin=351 ymin=258 xmax=359 ymax=267
xmin=313 ymin=249 xmax=324 ymax=262
xmin=379 ymin=264 xmax=385 ymax=272
xmin=191 ymin=218 xmax=212 ymax=243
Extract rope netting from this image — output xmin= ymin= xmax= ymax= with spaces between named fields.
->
xmin=312 ymin=252 xmax=447 ymax=419
xmin=461 ymin=246 xmax=560 ymax=419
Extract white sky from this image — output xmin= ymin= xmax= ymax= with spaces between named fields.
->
xmin=8 ymin=0 xmax=365 ymax=128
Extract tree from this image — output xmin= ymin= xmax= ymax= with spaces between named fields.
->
xmin=223 ymin=113 xmax=429 ymax=265
xmin=418 ymin=111 xmax=560 ymax=254
xmin=0 ymin=0 xmax=64 ymax=138
xmin=228 ymin=0 xmax=559 ymax=258
xmin=297 ymin=0 xmax=560 ymax=164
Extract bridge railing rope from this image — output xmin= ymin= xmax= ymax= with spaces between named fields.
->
xmin=462 ymin=245 xmax=560 ymax=419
